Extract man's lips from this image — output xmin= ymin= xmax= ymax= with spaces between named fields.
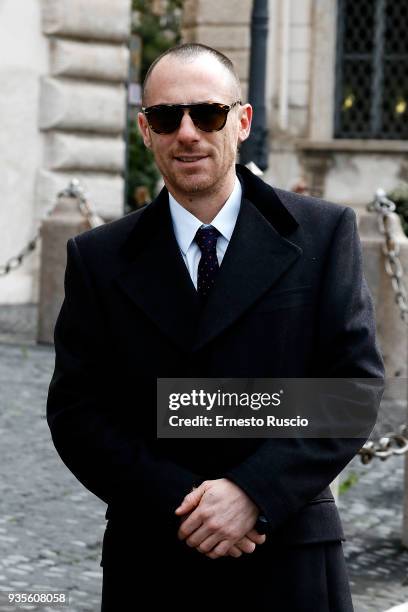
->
xmin=174 ymin=155 xmax=208 ymax=163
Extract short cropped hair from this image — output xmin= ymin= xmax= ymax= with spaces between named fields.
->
xmin=142 ymin=43 xmax=241 ymax=105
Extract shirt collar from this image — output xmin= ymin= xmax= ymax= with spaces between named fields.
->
xmin=168 ymin=176 xmax=242 ymax=256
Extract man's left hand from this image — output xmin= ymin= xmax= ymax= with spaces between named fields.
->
xmin=175 ymin=478 xmax=259 ymax=559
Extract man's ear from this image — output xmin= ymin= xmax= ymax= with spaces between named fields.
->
xmin=137 ymin=112 xmax=152 ymax=148
xmin=237 ymin=103 xmax=253 ymax=145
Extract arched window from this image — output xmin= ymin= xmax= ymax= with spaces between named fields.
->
xmin=334 ymin=0 xmax=408 ymax=139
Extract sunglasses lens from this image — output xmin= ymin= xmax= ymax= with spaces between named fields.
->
xmin=190 ymin=104 xmax=229 ymax=132
xmin=146 ymin=106 xmax=183 ymax=134
xmin=144 ymin=103 xmax=233 ymax=133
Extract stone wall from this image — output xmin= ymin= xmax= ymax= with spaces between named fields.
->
xmin=37 ymin=0 xmax=131 ymax=223
xmin=0 ymin=0 xmax=48 ymax=303
xmin=0 ymin=0 xmax=130 ymax=304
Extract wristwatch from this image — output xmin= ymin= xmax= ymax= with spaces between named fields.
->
xmin=255 ymin=514 xmax=269 ymax=535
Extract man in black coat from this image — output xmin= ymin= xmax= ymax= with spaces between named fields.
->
xmin=47 ymin=43 xmax=384 ymax=611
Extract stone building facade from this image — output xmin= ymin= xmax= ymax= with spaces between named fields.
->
xmin=183 ymin=0 xmax=407 ymax=205
xmin=0 ymin=0 xmax=130 ymax=304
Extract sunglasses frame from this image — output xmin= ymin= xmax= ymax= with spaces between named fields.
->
xmin=142 ymin=100 xmax=242 ymax=134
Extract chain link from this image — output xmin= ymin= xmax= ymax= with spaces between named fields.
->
xmin=0 ymin=238 xmax=39 ymax=277
xmin=0 ymin=179 xmax=104 ymax=277
xmin=358 ymin=425 xmax=408 ymax=464
xmin=57 ymin=179 xmax=105 ymax=230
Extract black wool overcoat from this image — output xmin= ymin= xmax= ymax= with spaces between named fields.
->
xmin=47 ymin=165 xmax=384 ymax=611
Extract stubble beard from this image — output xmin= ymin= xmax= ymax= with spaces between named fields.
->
xmin=163 ymin=165 xmax=218 ymax=198
xmin=156 ymin=142 xmax=237 ymax=200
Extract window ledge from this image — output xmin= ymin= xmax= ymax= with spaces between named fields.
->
xmin=296 ymin=139 xmax=408 ymax=154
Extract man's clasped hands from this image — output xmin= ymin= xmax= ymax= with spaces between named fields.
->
xmin=175 ymin=478 xmax=267 ymax=559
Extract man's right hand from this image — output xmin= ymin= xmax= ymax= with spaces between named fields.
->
xmin=179 ymin=521 xmax=266 ymax=558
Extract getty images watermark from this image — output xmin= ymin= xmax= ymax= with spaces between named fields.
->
xmin=157 ymin=378 xmax=384 ymax=439
xmin=167 ymin=388 xmax=308 ymax=429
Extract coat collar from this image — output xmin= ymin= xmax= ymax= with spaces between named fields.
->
xmin=115 ymin=165 xmax=302 ymax=353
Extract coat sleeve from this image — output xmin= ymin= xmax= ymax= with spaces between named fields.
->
xmin=223 ymin=206 xmax=385 ymax=531
xmin=46 ymin=237 xmax=200 ymax=524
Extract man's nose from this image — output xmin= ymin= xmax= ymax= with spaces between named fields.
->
xmin=176 ymin=111 xmax=200 ymax=141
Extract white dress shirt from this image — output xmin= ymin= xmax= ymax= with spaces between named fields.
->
xmin=168 ymin=177 xmax=242 ymax=289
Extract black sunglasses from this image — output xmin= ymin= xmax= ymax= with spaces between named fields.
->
xmin=142 ymin=101 xmax=242 ymax=134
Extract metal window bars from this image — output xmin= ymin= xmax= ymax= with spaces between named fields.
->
xmin=334 ymin=0 xmax=408 ymax=139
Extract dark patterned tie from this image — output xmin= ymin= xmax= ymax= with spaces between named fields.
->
xmin=195 ymin=226 xmax=220 ymax=300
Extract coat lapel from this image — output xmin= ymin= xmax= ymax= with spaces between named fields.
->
xmin=193 ymin=195 xmax=302 ymax=351
xmin=115 ymin=190 xmax=201 ymax=353
xmin=115 ymin=165 xmax=302 ymax=354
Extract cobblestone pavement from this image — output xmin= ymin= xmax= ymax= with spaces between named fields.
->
xmin=339 ymin=456 xmax=408 ymax=612
xmin=0 ymin=343 xmax=105 ymax=612
xmin=0 ymin=336 xmax=408 ymax=612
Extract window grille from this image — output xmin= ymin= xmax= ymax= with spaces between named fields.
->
xmin=334 ymin=0 xmax=408 ymax=139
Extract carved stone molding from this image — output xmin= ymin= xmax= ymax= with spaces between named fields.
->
xmin=183 ymin=0 xmax=252 ymax=25
xmin=49 ymin=39 xmax=129 ymax=82
xmin=39 ymin=77 xmax=126 ymax=134
xmin=37 ymin=0 xmax=131 ymax=223
xmin=43 ymin=132 xmax=125 ymax=173
xmin=42 ymin=0 xmax=131 ymax=42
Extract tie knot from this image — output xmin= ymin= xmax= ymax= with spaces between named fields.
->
xmin=195 ymin=226 xmax=220 ymax=253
